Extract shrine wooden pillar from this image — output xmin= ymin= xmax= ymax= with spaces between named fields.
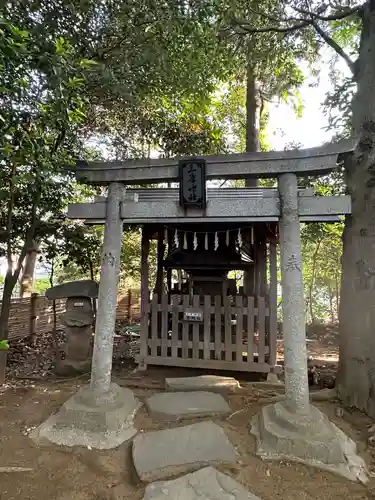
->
xmin=166 ymin=230 xmax=173 ymax=294
xmin=269 ymin=237 xmax=278 ymax=368
xmin=154 ymin=228 xmax=165 ymax=296
xmin=139 ymin=227 xmax=150 ymax=369
xmin=256 ymin=235 xmax=267 ymax=296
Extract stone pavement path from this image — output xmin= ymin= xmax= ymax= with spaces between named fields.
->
xmin=133 ymin=420 xmax=239 ymax=482
xmin=145 ymin=390 xmax=231 ymax=421
xmin=130 ymin=375 xmax=262 ymax=499
xmin=165 ymin=375 xmax=240 ymax=392
xmin=142 ymin=466 xmax=262 ymax=500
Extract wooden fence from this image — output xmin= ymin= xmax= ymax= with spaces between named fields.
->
xmin=1 ymin=289 xmax=141 ymax=341
xmin=139 ymin=293 xmax=279 ymax=373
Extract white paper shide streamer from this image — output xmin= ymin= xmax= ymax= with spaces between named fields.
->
xmin=193 ymin=232 xmax=198 ymax=250
xmin=183 ymin=232 xmax=188 ymax=250
xmin=214 ymin=232 xmax=219 ymax=251
xmin=237 ymin=228 xmax=242 ymax=248
xmin=204 ymin=233 xmax=208 ymax=250
xmin=174 ymin=229 xmax=179 ymax=248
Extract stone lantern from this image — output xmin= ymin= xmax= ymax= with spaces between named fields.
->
xmin=46 ymin=279 xmax=98 ymax=376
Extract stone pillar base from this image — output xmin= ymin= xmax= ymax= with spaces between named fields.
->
xmin=251 ymin=402 xmax=368 ymax=483
xmin=30 ymin=383 xmax=140 ymax=450
xmin=266 ymin=372 xmax=281 ymax=384
xmin=54 ymin=359 xmax=91 ymax=377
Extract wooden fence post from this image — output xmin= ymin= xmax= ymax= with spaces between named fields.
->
xmin=128 ymin=289 xmax=133 ymax=323
xmin=30 ymin=293 xmax=38 ymax=345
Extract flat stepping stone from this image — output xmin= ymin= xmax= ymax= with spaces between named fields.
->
xmin=165 ymin=375 xmax=240 ymax=393
xmin=142 ymin=466 xmax=261 ymax=499
xmin=145 ymin=391 xmax=231 ymax=421
xmin=132 ymin=421 xmax=239 ymax=482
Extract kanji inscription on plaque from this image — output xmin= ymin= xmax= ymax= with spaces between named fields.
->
xmin=179 ymin=159 xmax=206 ymax=208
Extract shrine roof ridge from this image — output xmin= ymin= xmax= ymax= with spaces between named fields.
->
xmin=70 ymin=136 xmax=358 ymax=185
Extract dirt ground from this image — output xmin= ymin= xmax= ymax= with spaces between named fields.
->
xmin=1 ymin=322 xmax=372 ymax=500
xmin=1 ymin=366 xmax=375 ymax=500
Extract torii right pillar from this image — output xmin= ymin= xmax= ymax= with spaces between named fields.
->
xmin=251 ymin=173 xmax=367 ymax=483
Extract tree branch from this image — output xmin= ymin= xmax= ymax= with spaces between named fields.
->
xmin=232 ymin=3 xmax=357 ymax=75
xmin=292 ymin=5 xmax=362 ymax=22
xmin=311 ymin=21 xmax=355 ymax=74
xmin=232 ymin=19 xmax=310 ymax=34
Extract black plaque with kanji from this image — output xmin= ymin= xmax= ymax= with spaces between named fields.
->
xmin=179 ymin=158 xmax=206 ymax=208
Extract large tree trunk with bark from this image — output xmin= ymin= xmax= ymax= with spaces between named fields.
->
xmin=0 ymin=272 xmax=17 ymax=384
xmin=243 ymin=57 xmax=261 ymax=295
xmin=19 ymin=239 xmax=40 ymax=297
xmin=338 ymin=0 xmax=375 ymax=416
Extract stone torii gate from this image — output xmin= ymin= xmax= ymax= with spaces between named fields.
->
xmin=31 ymin=137 xmax=367 ymax=481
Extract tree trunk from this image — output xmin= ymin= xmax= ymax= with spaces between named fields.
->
xmin=0 ymin=273 xmax=16 ymax=384
xmin=48 ymin=259 xmax=60 ymax=357
xmin=328 ymin=281 xmax=335 ymax=324
xmin=335 ymin=270 xmax=340 ymax=318
xmin=245 ymin=65 xmax=261 ymax=160
xmin=338 ymin=0 xmax=375 ymax=416
xmin=19 ymin=240 xmax=40 ymax=298
xmin=308 ymin=239 xmax=322 ymax=324
xmin=244 ymin=56 xmax=261 ymax=295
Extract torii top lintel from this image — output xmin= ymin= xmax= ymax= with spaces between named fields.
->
xmin=71 ymin=137 xmax=358 ymax=185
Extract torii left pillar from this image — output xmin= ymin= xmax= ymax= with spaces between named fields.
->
xmin=30 ymin=182 xmax=140 ymax=450
xmin=91 ymin=182 xmax=124 ymax=392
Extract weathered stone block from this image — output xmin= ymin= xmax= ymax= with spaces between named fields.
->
xmin=132 ymin=421 xmax=239 ymax=482
xmin=46 ymin=280 xmax=98 ymax=300
xmin=54 ymin=359 xmax=91 ymax=377
xmin=165 ymin=375 xmax=240 ymax=393
xmin=142 ymin=467 xmax=262 ymax=499
xmin=251 ymin=402 xmax=368 ymax=483
xmin=145 ymin=391 xmax=231 ymax=421
xmin=30 ymin=383 xmax=140 ymax=450
xmin=61 ymin=298 xmax=94 ymax=327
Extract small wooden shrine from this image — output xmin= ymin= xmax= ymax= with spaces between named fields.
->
xmin=67 ymin=140 xmax=355 ymax=375
xmin=141 ymin=216 xmax=278 ymax=373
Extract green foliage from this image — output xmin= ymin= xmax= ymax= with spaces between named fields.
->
xmin=0 ymin=340 xmax=9 ymax=350
xmin=33 ymin=278 xmax=50 ymax=294
xmin=0 ymin=19 xmax=92 ymax=257
xmin=0 ymin=16 xmax=98 ymax=340
xmin=0 ymin=0 xmax=353 ymax=330
xmin=3 ymin=0 xmax=237 ymax=160
xmin=301 ymin=222 xmax=343 ymax=323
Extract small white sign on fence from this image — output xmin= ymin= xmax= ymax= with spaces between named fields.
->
xmin=183 ymin=308 xmax=203 ymax=323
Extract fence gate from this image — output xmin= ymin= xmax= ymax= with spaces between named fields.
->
xmin=138 ymin=293 xmax=279 ymax=373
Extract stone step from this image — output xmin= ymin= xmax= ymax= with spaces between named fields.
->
xmin=145 ymin=391 xmax=231 ymax=421
xmin=132 ymin=421 xmax=239 ymax=482
xmin=165 ymin=375 xmax=240 ymax=393
xmin=142 ymin=466 xmax=262 ymax=499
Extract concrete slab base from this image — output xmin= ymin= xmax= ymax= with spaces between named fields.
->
xmin=165 ymin=375 xmax=240 ymax=393
xmin=142 ymin=466 xmax=261 ymax=500
xmin=266 ymin=372 xmax=282 ymax=384
xmin=54 ymin=359 xmax=91 ymax=377
xmin=251 ymin=402 xmax=368 ymax=483
xmin=30 ymin=383 xmax=140 ymax=450
xmin=132 ymin=421 xmax=239 ymax=482
xmin=145 ymin=391 xmax=231 ymax=421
